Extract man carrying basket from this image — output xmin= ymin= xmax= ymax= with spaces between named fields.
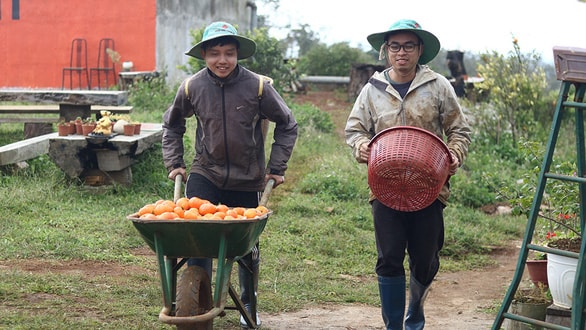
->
xmin=345 ymin=19 xmax=471 ymax=330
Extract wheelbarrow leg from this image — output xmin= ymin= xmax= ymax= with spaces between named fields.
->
xmin=229 ymin=284 xmax=258 ymax=329
xmin=155 ymin=232 xmax=175 ymax=310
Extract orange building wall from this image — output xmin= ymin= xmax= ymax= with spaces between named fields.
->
xmin=0 ymin=0 xmax=156 ymax=88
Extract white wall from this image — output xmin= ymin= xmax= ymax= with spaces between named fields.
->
xmin=156 ymin=0 xmax=253 ymax=85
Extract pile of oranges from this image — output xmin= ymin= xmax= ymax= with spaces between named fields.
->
xmin=134 ymin=196 xmax=270 ymax=221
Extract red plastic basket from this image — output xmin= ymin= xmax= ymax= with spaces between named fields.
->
xmin=367 ymin=126 xmax=452 ymax=212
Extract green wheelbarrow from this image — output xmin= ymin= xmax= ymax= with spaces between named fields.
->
xmin=128 ymin=176 xmax=274 ymax=329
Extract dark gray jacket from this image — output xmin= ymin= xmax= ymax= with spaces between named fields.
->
xmin=162 ymin=65 xmax=298 ymax=191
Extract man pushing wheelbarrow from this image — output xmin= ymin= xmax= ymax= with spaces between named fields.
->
xmin=162 ymin=21 xmax=298 ymax=328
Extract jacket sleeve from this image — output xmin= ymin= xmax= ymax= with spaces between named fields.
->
xmin=345 ymin=84 xmax=375 ymax=163
xmin=162 ymin=79 xmax=191 ymax=172
xmin=438 ymin=76 xmax=472 ymax=165
xmin=259 ymin=82 xmax=298 ymax=176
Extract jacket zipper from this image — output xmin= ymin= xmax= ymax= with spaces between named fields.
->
xmin=220 ymin=83 xmax=230 ymax=188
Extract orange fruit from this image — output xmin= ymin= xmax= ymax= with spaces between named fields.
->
xmin=158 ymin=211 xmax=178 ymax=220
xmin=216 ymin=204 xmax=229 ymax=213
xmin=176 ymin=197 xmax=190 ymax=210
xmin=256 ymin=205 xmax=269 ymax=215
xmin=154 ymin=202 xmax=174 ymax=216
xmin=174 ymin=206 xmax=185 ymax=218
xmin=225 ymin=209 xmax=239 ymax=218
xmin=139 ymin=213 xmax=158 ymax=220
xmin=188 ymin=197 xmax=208 ymax=210
xmin=183 ymin=208 xmax=201 ymax=220
xmin=138 ymin=204 xmax=156 ymax=216
xmin=202 ymin=213 xmax=217 ymax=220
xmin=243 ymin=208 xmax=259 ymax=219
xmin=199 ymin=202 xmax=217 ymax=215
xmin=233 ymin=207 xmax=246 ymax=216
xmin=214 ymin=211 xmax=226 ymax=219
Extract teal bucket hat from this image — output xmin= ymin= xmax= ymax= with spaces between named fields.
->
xmin=367 ymin=19 xmax=440 ymax=64
xmin=185 ymin=21 xmax=257 ymax=60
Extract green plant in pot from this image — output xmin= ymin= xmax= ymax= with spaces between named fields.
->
xmin=504 ymin=141 xmax=582 ymax=309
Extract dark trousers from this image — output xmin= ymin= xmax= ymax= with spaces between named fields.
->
xmin=185 ymin=173 xmax=261 ymax=270
xmin=372 ymin=199 xmax=445 ymax=286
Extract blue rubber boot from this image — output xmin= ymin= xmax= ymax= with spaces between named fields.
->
xmin=378 ymin=275 xmax=406 ymax=330
xmin=404 ymin=276 xmax=431 ymax=330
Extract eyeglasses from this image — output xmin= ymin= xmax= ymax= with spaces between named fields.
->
xmin=386 ymin=42 xmax=420 ymax=53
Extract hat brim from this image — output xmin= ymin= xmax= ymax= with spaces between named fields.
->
xmin=185 ymin=35 xmax=256 ymax=60
xmin=367 ymin=29 xmax=440 ymax=64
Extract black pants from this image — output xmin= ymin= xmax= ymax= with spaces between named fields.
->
xmin=372 ymin=199 xmax=445 ymax=286
xmin=185 ymin=173 xmax=261 ymax=271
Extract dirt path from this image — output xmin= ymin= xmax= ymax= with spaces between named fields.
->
xmin=258 ymin=243 xmax=519 ymax=330
xmin=1 ymin=241 xmax=519 ymax=330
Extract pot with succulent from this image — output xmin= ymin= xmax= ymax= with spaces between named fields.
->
xmin=57 ymin=120 xmax=71 ymax=136
xmin=81 ymin=117 xmax=96 ymax=136
xmin=73 ymin=117 xmax=83 ymax=135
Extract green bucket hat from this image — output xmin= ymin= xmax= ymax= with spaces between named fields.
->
xmin=367 ymin=19 xmax=440 ymax=64
xmin=185 ymin=21 xmax=257 ymax=60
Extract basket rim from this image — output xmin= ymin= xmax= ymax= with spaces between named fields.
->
xmin=368 ymin=126 xmax=451 ymax=161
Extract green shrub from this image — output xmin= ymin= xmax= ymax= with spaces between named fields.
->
xmin=291 ymin=103 xmax=334 ymax=134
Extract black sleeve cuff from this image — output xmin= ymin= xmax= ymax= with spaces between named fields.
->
xmin=269 ymin=168 xmax=283 ymax=175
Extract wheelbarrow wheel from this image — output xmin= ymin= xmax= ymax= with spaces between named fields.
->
xmin=176 ymin=265 xmax=213 ymax=330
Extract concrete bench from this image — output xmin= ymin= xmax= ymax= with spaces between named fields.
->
xmin=47 ymin=123 xmax=163 ymax=186
xmin=0 ymin=105 xmax=133 ymax=123
xmin=0 ymin=132 xmax=57 ymax=166
xmin=0 ymin=88 xmax=130 ymax=138
xmin=0 ymin=89 xmax=129 ymax=122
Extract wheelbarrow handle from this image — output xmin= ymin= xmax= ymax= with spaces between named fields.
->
xmin=259 ymin=178 xmax=275 ymax=207
xmin=174 ymin=174 xmax=183 ymax=203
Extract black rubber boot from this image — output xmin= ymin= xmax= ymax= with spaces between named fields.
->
xmin=239 ymin=252 xmax=260 ymax=328
xmin=378 ymin=275 xmax=406 ymax=330
xmin=404 ymin=276 xmax=431 ymax=330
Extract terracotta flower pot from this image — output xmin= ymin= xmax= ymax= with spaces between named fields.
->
xmin=58 ymin=124 xmax=70 ymax=136
xmin=68 ymin=121 xmax=76 ymax=134
xmin=75 ymin=122 xmax=83 ymax=135
xmin=123 ymin=124 xmax=135 ymax=136
xmin=82 ymin=123 xmax=96 ymax=136
xmin=526 ymin=259 xmax=548 ymax=287
xmin=133 ymin=123 xmax=141 ymax=135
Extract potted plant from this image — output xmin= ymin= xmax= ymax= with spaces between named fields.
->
xmin=525 ymin=251 xmax=548 ymax=288
xmin=132 ymin=121 xmax=141 ymax=135
xmin=73 ymin=116 xmax=83 ymax=135
xmin=506 ymin=282 xmax=552 ymax=330
xmin=57 ymin=120 xmax=71 ymax=136
xmin=502 ymin=141 xmax=582 ymax=309
xmin=81 ymin=117 xmax=96 ymax=136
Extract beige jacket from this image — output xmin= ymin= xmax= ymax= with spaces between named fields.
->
xmin=345 ymin=65 xmax=471 ymax=205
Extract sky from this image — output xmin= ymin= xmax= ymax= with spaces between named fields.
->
xmin=256 ymin=0 xmax=585 ymax=64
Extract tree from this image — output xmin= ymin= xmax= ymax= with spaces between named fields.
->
xmin=283 ymin=24 xmax=321 ymax=58
xmin=296 ymin=42 xmax=373 ymax=76
xmin=475 ymin=38 xmax=550 ymax=147
xmin=178 ymin=26 xmax=292 ymax=93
